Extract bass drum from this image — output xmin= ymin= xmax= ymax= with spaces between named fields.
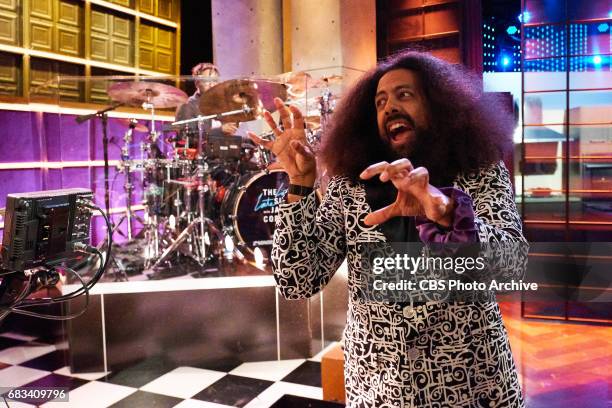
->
xmin=222 ymin=169 xmax=289 ymax=258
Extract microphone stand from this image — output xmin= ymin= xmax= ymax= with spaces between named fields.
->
xmin=75 ymin=103 xmax=124 ymax=219
xmin=75 ymin=103 xmax=128 ymax=281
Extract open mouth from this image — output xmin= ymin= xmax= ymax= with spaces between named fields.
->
xmin=385 ymin=117 xmax=414 ymax=143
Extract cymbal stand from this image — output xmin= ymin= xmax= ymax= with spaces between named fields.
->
xmin=113 ymin=120 xmax=145 ymax=241
xmin=141 ymin=90 xmax=162 ymax=269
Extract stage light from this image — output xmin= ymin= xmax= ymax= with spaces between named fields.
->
xmin=254 ymin=247 xmax=265 ymax=269
xmin=592 ymin=55 xmax=602 ymax=65
xmin=507 ymin=26 xmax=518 ymax=35
xmin=519 ymin=11 xmax=531 ymax=23
xmin=597 ymin=23 xmax=609 ymax=33
xmin=502 ymin=56 xmax=510 ymax=66
xmin=224 ymin=235 xmax=234 ymax=252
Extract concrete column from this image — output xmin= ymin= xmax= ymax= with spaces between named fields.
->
xmin=211 ymin=0 xmax=284 ymax=78
xmin=289 ymin=0 xmax=377 ymax=85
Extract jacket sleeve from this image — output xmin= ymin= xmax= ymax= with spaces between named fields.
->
xmin=467 ymin=161 xmax=528 ymax=285
xmin=471 ymin=161 xmax=526 ymax=243
xmin=272 ymin=176 xmax=347 ymax=299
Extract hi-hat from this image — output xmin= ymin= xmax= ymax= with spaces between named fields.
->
xmin=116 ymin=118 xmax=149 ymax=132
xmin=108 ymin=81 xmax=188 ymax=108
xmin=199 ymin=79 xmax=287 ymax=123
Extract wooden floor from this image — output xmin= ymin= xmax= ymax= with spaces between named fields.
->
xmin=500 ymin=302 xmax=612 ymax=408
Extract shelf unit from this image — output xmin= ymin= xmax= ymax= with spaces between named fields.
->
xmin=520 ymin=0 xmax=612 ymax=323
xmin=0 ymin=0 xmax=181 ymax=102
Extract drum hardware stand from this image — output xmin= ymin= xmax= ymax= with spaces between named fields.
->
xmin=141 ymin=89 xmax=163 ymax=269
xmin=112 ymin=120 xmax=145 ymax=241
xmin=75 ymin=102 xmax=129 ymax=281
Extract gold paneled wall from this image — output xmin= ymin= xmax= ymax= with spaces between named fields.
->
xmin=0 ymin=0 xmax=180 ymax=102
xmin=0 ymin=0 xmax=20 ymax=46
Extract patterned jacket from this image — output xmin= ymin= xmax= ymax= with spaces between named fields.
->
xmin=272 ymin=161 xmax=525 ymax=408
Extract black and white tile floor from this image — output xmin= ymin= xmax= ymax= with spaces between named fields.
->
xmin=0 ymin=332 xmax=344 ymax=407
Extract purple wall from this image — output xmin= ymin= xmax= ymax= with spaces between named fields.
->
xmin=0 ymin=108 xmax=174 ymax=245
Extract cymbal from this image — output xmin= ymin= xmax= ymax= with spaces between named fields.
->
xmin=304 ymin=115 xmax=321 ymax=130
xmin=108 ymin=81 xmax=188 ymax=108
xmin=280 ymin=71 xmax=312 ymax=96
xmin=116 ymin=118 xmax=148 ymax=132
xmin=199 ymin=79 xmax=287 ymax=123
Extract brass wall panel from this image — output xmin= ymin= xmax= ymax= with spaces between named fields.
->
xmin=30 ymin=0 xmax=52 ymax=19
xmin=91 ymin=9 xmax=109 ymax=31
xmin=0 ymin=51 xmax=20 ymax=96
xmin=157 ymin=0 xmax=174 ymax=20
xmin=139 ymin=47 xmax=153 ymax=69
xmin=89 ymin=67 xmax=121 ymax=103
xmin=154 ymin=25 xmax=173 ymax=73
xmin=138 ymin=0 xmax=153 ymax=15
xmin=0 ymin=0 xmax=19 ymax=46
xmin=30 ymin=20 xmax=53 ymax=50
xmin=112 ymin=41 xmax=130 ymax=65
xmin=30 ymin=58 xmax=57 ymax=98
xmin=90 ymin=7 xmax=134 ymax=66
xmin=0 ymin=0 xmax=18 ymax=8
xmin=113 ymin=14 xmax=130 ymax=38
xmin=0 ymin=0 xmax=179 ymax=100
xmin=155 ymin=48 xmax=171 ymax=72
xmin=58 ymin=0 xmax=78 ymax=24
xmin=90 ymin=35 xmax=110 ymax=61
xmin=139 ymin=22 xmax=153 ymax=43
xmin=57 ymin=25 xmax=80 ymax=56
xmin=29 ymin=0 xmax=83 ymax=56
xmin=30 ymin=57 xmax=83 ymax=101
xmin=139 ymin=21 xmax=174 ymax=73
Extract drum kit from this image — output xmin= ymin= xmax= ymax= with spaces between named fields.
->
xmin=98 ymin=73 xmax=340 ymax=279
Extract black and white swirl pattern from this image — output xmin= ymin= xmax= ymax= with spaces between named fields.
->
xmin=272 ymin=161 xmax=525 ymax=407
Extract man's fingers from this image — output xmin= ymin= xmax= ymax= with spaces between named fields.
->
xmin=289 ymin=105 xmax=305 ymax=130
xmin=407 ymin=167 xmax=429 ymax=184
xmin=380 ymin=159 xmax=414 ymax=181
xmin=247 ymin=131 xmax=273 ymax=149
xmin=392 ymin=166 xmax=429 ymax=191
xmin=363 ymin=204 xmax=398 ymax=226
xmin=263 ymin=111 xmax=283 ymax=137
xmin=359 ymin=161 xmax=389 ymax=180
xmin=274 ymin=97 xmax=293 ymax=131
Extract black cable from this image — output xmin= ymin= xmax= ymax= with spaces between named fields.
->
xmin=14 ymin=246 xmax=104 ymax=305
xmin=0 ymin=275 xmax=32 ymax=322
xmin=2 ymin=267 xmax=90 ymax=320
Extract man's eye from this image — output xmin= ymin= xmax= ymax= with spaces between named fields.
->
xmin=375 ymin=98 xmax=386 ymax=108
xmin=399 ymin=91 xmax=413 ymax=98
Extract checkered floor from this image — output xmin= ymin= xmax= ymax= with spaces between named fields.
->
xmin=0 ymin=332 xmax=344 ymax=407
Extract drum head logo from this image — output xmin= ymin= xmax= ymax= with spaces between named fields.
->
xmin=254 ymin=184 xmax=288 ymax=218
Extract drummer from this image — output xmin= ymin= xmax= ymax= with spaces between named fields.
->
xmin=175 ymin=62 xmax=238 ymax=137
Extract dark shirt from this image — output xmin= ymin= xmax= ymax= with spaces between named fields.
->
xmin=174 ymin=92 xmax=224 ymax=138
xmin=363 ymin=179 xmax=420 ymax=242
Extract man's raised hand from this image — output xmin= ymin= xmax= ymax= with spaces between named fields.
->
xmin=248 ymin=97 xmax=317 ymax=188
xmin=359 ymin=159 xmax=453 ymax=227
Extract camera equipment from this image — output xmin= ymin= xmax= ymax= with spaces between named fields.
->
xmin=1 ymin=188 xmax=93 ymax=272
xmin=0 ymin=188 xmax=111 ymax=323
